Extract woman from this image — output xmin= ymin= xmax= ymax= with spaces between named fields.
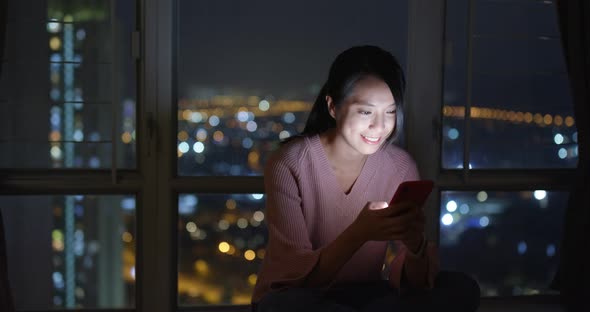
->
xmin=252 ymin=46 xmax=480 ymax=311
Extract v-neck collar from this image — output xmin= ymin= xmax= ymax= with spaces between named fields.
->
xmin=309 ymin=134 xmax=377 ymax=199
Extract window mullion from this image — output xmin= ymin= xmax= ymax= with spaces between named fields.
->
xmin=406 ymin=0 xmax=447 ymax=242
xmin=463 ymin=0 xmax=475 ymax=179
xmin=438 ymin=169 xmax=577 ymax=190
xmin=171 ymin=176 xmax=265 ymax=194
xmin=110 ymin=0 xmax=120 ymax=185
xmin=140 ymin=0 xmax=174 ymax=311
xmin=0 ymin=170 xmax=143 ymax=194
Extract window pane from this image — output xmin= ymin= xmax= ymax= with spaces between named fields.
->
xmin=1 ymin=195 xmax=136 ymax=309
xmin=439 ymin=190 xmax=565 ymax=296
xmin=177 ymin=0 xmax=409 ymax=176
xmin=0 ymin=0 xmax=137 ymax=169
xmin=442 ymin=0 xmax=577 ymax=169
xmin=177 ymin=194 xmax=267 ymax=305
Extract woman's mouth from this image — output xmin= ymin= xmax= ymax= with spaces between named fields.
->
xmin=361 ymin=135 xmax=381 ymax=145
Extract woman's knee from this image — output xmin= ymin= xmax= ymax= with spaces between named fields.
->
xmin=433 ymin=271 xmax=481 ymax=311
xmin=255 ymin=288 xmax=320 ymax=312
xmin=255 ymin=287 xmax=356 ymax=312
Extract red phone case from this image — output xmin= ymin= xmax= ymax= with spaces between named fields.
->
xmin=390 ymin=180 xmax=434 ymax=206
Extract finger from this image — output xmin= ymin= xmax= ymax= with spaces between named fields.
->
xmin=377 ymin=220 xmax=407 ymax=234
xmin=367 ymin=201 xmax=389 ymax=211
xmin=386 ymin=209 xmax=422 ymax=226
xmin=403 ymin=236 xmax=424 ymax=249
xmin=383 ymin=222 xmax=412 ymax=238
xmin=374 ymin=209 xmax=422 ymax=237
xmin=388 ymin=201 xmax=419 ymax=217
xmin=406 ymin=224 xmax=426 ymax=239
xmin=370 ymin=205 xmax=398 ymax=217
xmin=385 ymin=229 xmax=407 ymax=241
xmin=394 ymin=230 xmax=421 ymax=243
xmin=372 ymin=201 xmax=412 ymax=217
xmin=411 ymin=211 xmax=426 ymax=227
xmin=403 ymin=230 xmax=423 ymax=242
xmin=404 ymin=227 xmax=424 ymax=238
xmin=408 ymin=217 xmax=426 ymax=232
xmin=406 ymin=221 xmax=424 ymax=234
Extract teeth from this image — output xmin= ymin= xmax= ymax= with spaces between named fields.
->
xmin=362 ymin=135 xmax=379 ymax=142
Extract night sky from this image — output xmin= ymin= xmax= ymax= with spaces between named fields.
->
xmin=177 ymin=0 xmax=408 ymax=99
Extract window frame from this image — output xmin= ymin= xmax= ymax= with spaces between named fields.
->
xmin=1 ymin=0 xmax=148 ymax=311
xmin=1 ymin=0 xmax=574 ymax=311
xmin=405 ymin=0 xmax=575 ymax=241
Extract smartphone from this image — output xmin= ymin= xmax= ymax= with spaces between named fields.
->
xmin=389 ymin=180 xmax=434 ymax=207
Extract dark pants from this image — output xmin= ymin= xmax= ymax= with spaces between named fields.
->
xmin=254 ymin=271 xmax=480 ymax=312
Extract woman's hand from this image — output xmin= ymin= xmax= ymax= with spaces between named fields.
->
xmin=351 ymin=201 xmax=425 ymax=250
xmin=305 ymin=201 xmax=426 ymax=287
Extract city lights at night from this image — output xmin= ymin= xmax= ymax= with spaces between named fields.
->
xmin=0 ymin=0 xmax=577 ymax=309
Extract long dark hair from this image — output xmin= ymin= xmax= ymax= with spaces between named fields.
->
xmin=289 ymin=45 xmax=406 ymax=144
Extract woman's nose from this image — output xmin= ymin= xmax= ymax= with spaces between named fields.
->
xmin=370 ymin=115 xmax=386 ymax=130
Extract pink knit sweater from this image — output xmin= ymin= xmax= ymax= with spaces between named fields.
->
xmin=252 ymin=134 xmax=439 ymax=303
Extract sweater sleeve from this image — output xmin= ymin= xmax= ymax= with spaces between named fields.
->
xmin=263 ymin=154 xmax=322 ymax=291
xmin=387 ymin=153 xmax=440 ymax=290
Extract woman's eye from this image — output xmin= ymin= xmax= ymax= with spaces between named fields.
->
xmin=387 ymin=110 xmax=397 ymax=114
xmin=358 ymin=110 xmax=372 ymax=115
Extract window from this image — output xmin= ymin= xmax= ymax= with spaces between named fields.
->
xmin=1 ymin=0 xmax=139 ymax=310
xmin=439 ymin=191 xmax=565 ymax=296
xmin=174 ymin=0 xmax=410 ymax=305
xmin=176 ymin=0 xmax=409 ymax=176
xmin=177 ymin=194 xmax=267 ymax=305
xmin=2 ymin=195 xmax=136 ymax=309
xmin=442 ymin=0 xmax=577 ymax=169
xmin=1 ymin=0 xmax=571 ymax=311
xmin=1 ymin=0 xmax=137 ymax=169
xmin=434 ymin=0 xmax=573 ymax=296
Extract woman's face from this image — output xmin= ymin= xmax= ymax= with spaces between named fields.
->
xmin=328 ymin=75 xmax=396 ymax=156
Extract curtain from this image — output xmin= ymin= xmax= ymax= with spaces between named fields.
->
xmin=555 ymin=1 xmax=590 ymax=311
xmin=0 ymin=0 xmax=14 ymax=310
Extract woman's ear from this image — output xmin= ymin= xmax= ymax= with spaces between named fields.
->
xmin=326 ymin=95 xmax=336 ymax=119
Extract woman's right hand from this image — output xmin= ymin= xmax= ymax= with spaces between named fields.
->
xmin=350 ymin=201 xmax=422 ymax=242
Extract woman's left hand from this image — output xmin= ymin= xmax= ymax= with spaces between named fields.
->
xmin=401 ymin=207 xmax=426 ymax=254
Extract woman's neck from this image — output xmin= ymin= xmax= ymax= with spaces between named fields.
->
xmin=319 ymin=130 xmax=367 ymax=169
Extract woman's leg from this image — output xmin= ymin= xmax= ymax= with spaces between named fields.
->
xmin=255 ymin=271 xmax=480 ymax=312
xmin=254 ymin=287 xmax=357 ymax=312
xmin=361 ymin=271 xmax=480 ymax=312
xmin=422 ymin=271 xmax=481 ymax=312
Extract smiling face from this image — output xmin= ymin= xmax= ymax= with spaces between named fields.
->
xmin=327 ymin=75 xmax=397 ymax=156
